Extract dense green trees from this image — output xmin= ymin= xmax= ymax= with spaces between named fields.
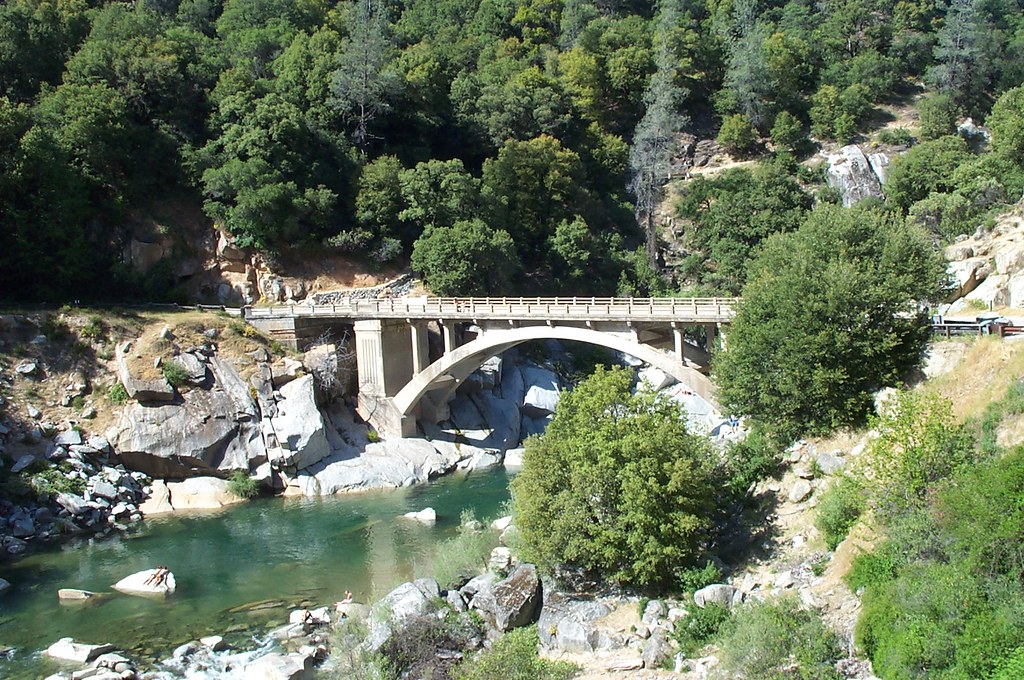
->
xmin=842 ymin=386 xmax=1024 ymax=678
xmin=714 ymin=204 xmax=947 ymax=439
xmin=511 ymin=366 xmax=716 ymax=588
xmin=2 ymin=0 xmax=1024 ymax=301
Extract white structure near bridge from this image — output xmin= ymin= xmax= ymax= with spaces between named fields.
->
xmin=245 ymin=297 xmax=737 ymax=437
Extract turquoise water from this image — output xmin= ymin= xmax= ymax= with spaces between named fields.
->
xmin=0 ymin=468 xmax=512 ymax=679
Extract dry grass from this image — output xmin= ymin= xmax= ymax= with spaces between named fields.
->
xmin=925 ymin=336 xmax=1024 ymax=422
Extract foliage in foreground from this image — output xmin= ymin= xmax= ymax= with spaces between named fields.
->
xmin=455 ymin=626 xmax=576 ymax=680
xmin=511 ymin=366 xmax=716 ymax=589
xmin=846 ymin=380 xmax=1024 ymax=678
xmin=716 ymin=598 xmax=843 ymax=679
xmin=714 ymin=204 xmax=946 ymax=440
xmin=855 ymin=447 xmax=1024 ymax=678
xmin=416 ymin=510 xmax=500 ymax=590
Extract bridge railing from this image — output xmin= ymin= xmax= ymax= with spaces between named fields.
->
xmin=244 ymin=296 xmax=739 ymax=322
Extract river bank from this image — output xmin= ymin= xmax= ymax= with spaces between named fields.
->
xmin=0 ymin=468 xmax=513 ymax=679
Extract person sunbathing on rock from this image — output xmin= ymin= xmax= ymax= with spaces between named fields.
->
xmin=144 ymin=567 xmax=169 ymax=587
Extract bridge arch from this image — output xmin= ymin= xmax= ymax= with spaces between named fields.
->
xmin=392 ymin=325 xmax=718 ymax=419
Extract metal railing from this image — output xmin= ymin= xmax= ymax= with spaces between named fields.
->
xmin=243 ymin=297 xmax=740 ymax=322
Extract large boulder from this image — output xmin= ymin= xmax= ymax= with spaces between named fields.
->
xmin=537 ymin=591 xmax=612 ymax=653
xmin=269 ymin=376 xmax=330 ymax=471
xmin=694 ymin=584 xmax=739 ymax=609
xmin=470 ymin=564 xmax=542 ymax=633
xmin=112 ymin=568 xmax=176 ymax=597
xmin=244 ymin=653 xmax=314 ymax=680
xmin=521 ymin=366 xmax=560 ymax=416
xmin=825 ymin=145 xmax=885 ymax=207
xmin=366 ymin=581 xmax=437 ymax=651
xmin=45 ymin=638 xmax=115 ymax=664
xmin=165 ymin=477 xmax=244 ymax=510
xmin=110 ymin=356 xmax=266 ymax=478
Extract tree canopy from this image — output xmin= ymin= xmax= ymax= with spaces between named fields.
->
xmin=511 ymin=366 xmax=717 ymax=589
xmin=714 ymin=204 xmax=947 ymax=439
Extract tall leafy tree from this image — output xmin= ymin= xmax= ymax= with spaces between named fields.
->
xmin=715 ymin=204 xmax=947 ymax=439
xmin=927 ymin=0 xmax=993 ymax=110
xmin=512 ymin=366 xmax=717 ymax=589
xmin=628 ymin=0 xmax=689 ymax=266
xmin=331 ymin=0 xmax=400 ymax=150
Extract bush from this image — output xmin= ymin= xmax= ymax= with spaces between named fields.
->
xmin=876 ymin=128 xmax=915 ymax=147
xmin=860 ymin=390 xmax=974 ymax=521
xmin=673 ymin=603 xmax=731 ymax=656
xmin=228 ymin=470 xmax=259 ymax=499
xmin=455 ymin=626 xmax=576 ymax=680
xmin=770 ymin=111 xmax=804 ymax=151
xmin=717 ymin=114 xmax=758 ymax=156
xmin=81 ymin=314 xmax=106 ymax=341
xmin=916 ymin=92 xmax=959 ymax=141
xmin=511 ymin=366 xmax=717 ymax=589
xmin=717 ymin=598 xmax=843 ymax=679
xmin=162 ymin=360 xmax=189 ymax=388
xmin=381 ymin=609 xmax=483 ymax=680
xmin=885 ymin=135 xmax=972 ymax=211
xmin=419 ymin=511 xmax=499 ymax=589
xmin=853 ymin=447 xmax=1024 ymax=677
xmin=675 ymin=562 xmax=724 ymax=594
xmin=815 ymin=475 xmax=866 ymax=550
xmin=722 ymin=427 xmax=782 ymax=497
xmin=108 ymin=382 xmax=129 ymax=405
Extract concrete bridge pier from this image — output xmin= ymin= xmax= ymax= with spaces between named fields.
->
xmin=353 ymin=319 xmax=419 ymax=437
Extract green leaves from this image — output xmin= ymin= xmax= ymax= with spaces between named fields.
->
xmin=715 ymin=204 xmax=946 ymax=439
xmin=511 ymin=366 xmax=716 ymax=589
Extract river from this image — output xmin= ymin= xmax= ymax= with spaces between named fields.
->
xmin=0 ymin=468 xmax=512 ymax=679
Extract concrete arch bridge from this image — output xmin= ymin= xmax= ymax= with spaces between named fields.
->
xmin=244 ymin=297 xmax=737 ymax=437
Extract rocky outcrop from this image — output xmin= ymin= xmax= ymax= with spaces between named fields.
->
xmin=268 ymin=376 xmax=330 ymax=472
xmin=469 ymin=564 xmax=542 ymax=633
xmin=825 ymin=145 xmax=887 ymax=207
xmin=108 ymin=354 xmax=267 ymax=478
xmin=115 ymin=342 xmax=174 ymax=402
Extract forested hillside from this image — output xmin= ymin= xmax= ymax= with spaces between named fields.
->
xmin=2 ymin=0 xmax=1024 ymax=302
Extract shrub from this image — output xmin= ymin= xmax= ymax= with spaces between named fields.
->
xmin=108 ymin=382 xmax=129 ymax=405
xmin=381 ymin=609 xmax=483 ymax=680
xmin=228 ymin=470 xmax=259 ymax=499
xmin=860 ymin=390 xmax=974 ymax=521
xmin=717 ymin=598 xmax=843 ymax=679
xmin=162 ymin=360 xmax=189 ymax=388
xmin=419 ymin=511 xmax=499 ymax=589
xmin=877 ymin=128 xmax=915 ymax=147
xmin=30 ymin=465 xmax=86 ymax=496
xmin=722 ymin=427 xmax=782 ymax=497
xmin=717 ymin=114 xmax=758 ymax=156
xmin=40 ymin=315 xmax=70 ymax=341
xmin=770 ymin=111 xmax=804 ymax=151
xmin=673 ymin=603 xmax=731 ymax=656
xmin=675 ymin=562 xmax=724 ymax=594
xmin=511 ymin=366 xmax=717 ymax=589
xmin=81 ymin=314 xmax=106 ymax=341
xmin=455 ymin=626 xmax=576 ymax=680
xmin=916 ymin=92 xmax=959 ymax=141
xmin=885 ymin=135 xmax=972 ymax=211
xmin=815 ymin=475 xmax=866 ymax=550
xmin=846 ymin=540 xmax=905 ymax=591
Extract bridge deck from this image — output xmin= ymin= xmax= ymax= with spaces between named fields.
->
xmin=244 ymin=296 xmax=738 ymax=323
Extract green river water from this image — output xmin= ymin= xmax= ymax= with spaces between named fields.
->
xmin=0 ymin=468 xmax=512 ymax=679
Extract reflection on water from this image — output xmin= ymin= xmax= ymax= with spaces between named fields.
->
xmin=0 ymin=468 xmax=511 ymax=679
